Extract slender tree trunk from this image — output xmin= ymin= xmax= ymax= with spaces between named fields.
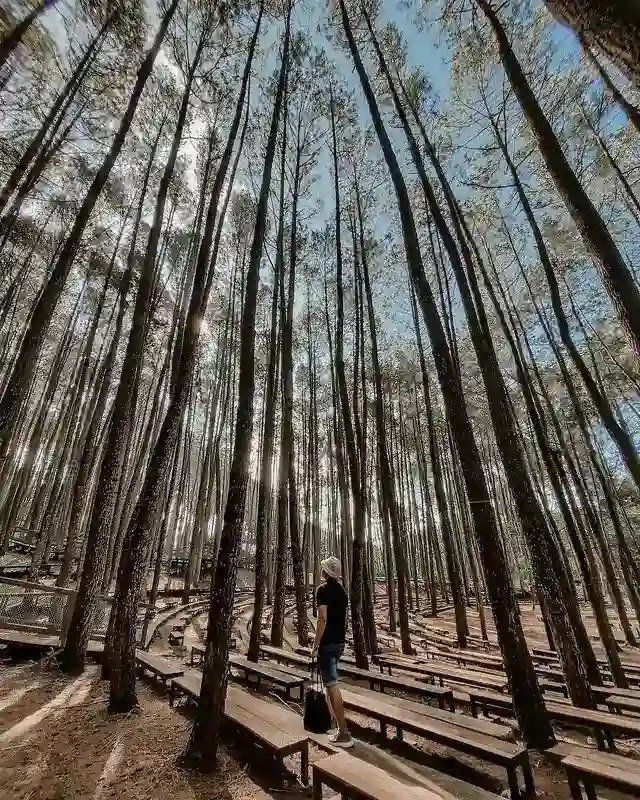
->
xmin=342 ymin=0 xmax=554 ymax=748
xmin=540 ymin=0 xmax=640 ymax=85
xmin=477 ymin=0 xmax=640 ymax=353
xmin=0 ymin=0 xmax=180 ymax=468
xmin=0 ymin=0 xmax=50 ymax=69
xmin=329 ymin=88 xmax=368 ymax=666
xmin=107 ymin=29 xmax=254 ymax=710
xmin=184 ymin=2 xmax=288 ymax=767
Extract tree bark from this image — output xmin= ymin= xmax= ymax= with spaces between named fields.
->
xmin=184 ymin=2 xmax=286 ymax=767
xmin=540 ymin=0 xmax=640 ymax=85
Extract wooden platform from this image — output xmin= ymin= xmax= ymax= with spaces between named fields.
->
xmin=0 ymin=628 xmax=104 ymax=656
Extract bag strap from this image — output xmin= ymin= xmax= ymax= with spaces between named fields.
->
xmin=311 ymin=658 xmax=322 ymax=692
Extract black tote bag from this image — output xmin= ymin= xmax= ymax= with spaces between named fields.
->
xmin=303 ymin=666 xmax=332 ymax=733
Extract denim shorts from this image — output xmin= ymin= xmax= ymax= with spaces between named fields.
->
xmin=318 ymin=643 xmax=344 ymax=688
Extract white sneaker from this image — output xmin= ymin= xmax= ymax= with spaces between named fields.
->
xmin=329 ymin=731 xmax=354 ymax=749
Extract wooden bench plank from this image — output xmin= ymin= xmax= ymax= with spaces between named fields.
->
xmin=135 ymin=650 xmax=184 ymax=682
xmin=260 ymin=644 xmax=312 ymax=668
xmin=605 ymin=694 xmax=640 ymax=715
xmin=469 ymin=688 xmax=640 ymax=749
xmin=169 ymin=673 xmax=309 ymax=783
xmin=347 ymin=684 xmax=512 ymax=741
xmin=592 ymin=685 xmax=640 ymax=702
xmin=339 ymin=688 xmax=532 ymax=799
xmin=377 ymin=656 xmax=508 ymax=692
xmin=562 ymin=752 xmax=640 ymax=800
xmin=420 ymin=648 xmax=504 ymax=672
xmin=546 ymin=700 xmax=640 ymax=748
xmin=312 ymin=753 xmax=443 ymax=800
xmin=338 ymin=663 xmax=454 ymax=711
xmin=229 ymin=654 xmax=306 ymax=698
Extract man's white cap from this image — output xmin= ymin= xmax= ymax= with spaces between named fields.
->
xmin=320 ymin=556 xmax=342 ymax=580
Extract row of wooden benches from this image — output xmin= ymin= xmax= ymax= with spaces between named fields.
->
xmin=259 ymin=646 xmax=640 ymax=799
xmin=138 ymin=642 xmax=640 ymax=799
xmin=264 ymin=643 xmax=640 ymax=796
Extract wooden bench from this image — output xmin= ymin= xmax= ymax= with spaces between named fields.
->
xmin=592 ymin=684 xmax=640 ymax=703
xmin=562 ymin=751 xmax=640 ymax=800
xmin=418 ymin=632 xmax=457 ymax=649
xmin=135 ymin=650 xmax=184 ymax=685
xmin=470 ymin=689 xmax=640 ymax=750
xmin=540 ymin=678 xmax=568 ymax=697
xmin=465 ymin=635 xmax=500 ymax=651
xmin=169 ymin=674 xmax=309 ymax=784
xmin=189 ymin=639 xmax=236 ymax=667
xmin=190 ymin=643 xmax=205 ymax=666
xmin=605 ymin=694 xmax=640 ymax=716
xmin=424 ymin=648 xmax=503 ymax=671
xmin=312 ymin=752 xmax=444 ymax=799
xmin=377 ymin=655 xmax=508 ymax=692
xmin=468 ymin=688 xmax=514 ymax=719
xmin=546 ymin=700 xmax=640 ymax=750
xmin=339 ymin=688 xmax=533 ymax=798
xmin=230 ymin=654 xmax=306 ymax=699
xmin=338 ymin=662 xmax=455 ymax=711
xmin=347 ymin=683 xmax=513 ymax=741
xmin=260 ymin=644 xmax=313 ymax=669
xmin=168 ymin=626 xmax=185 ymax=645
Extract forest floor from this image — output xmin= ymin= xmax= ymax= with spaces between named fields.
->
xmin=0 ymin=602 xmax=636 ymax=799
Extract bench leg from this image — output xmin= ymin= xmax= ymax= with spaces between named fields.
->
xmin=470 ymin=698 xmax=477 ymax=718
xmin=300 ymin=743 xmax=309 ymax=786
xmin=380 ymin=721 xmax=387 ymax=738
xmin=312 ymin=771 xmax=322 ymax=800
xmin=449 ymin=696 xmax=455 ymax=713
xmin=566 ymin=769 xmax=583 ymax=800
xmin=437 ymin=695 xmax=445 ymax=710
xmin=604 ymin=730 xmax=616 ymax=751
xmin=506 ymin=767 xmax=520 ymax=800
xmin=584 ymin=781 xmax=597 ymax=800
xmin=395 ymin=727 xmax=403 ymax=742
xmin=522 ymin=757 xmax=535 ymax=794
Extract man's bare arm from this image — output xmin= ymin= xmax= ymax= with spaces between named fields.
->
xmin=314 ymin=605 xmax=327 ymax=652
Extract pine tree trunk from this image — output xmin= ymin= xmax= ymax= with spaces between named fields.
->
xmin=0 ymin=0 xmax=180 ymax=468
xmin=0 ymin=15 xmax=110 ymax=218
xmin=247 ymin=262 xmax=280 ymax=659
xmin=583 ymin=45 xmax=640 ymax=135
xmin=283 ymin=122 xmax=309 ymax=648
xmin=488 ymin=114 xmax=640 ymax=491
xmin=329 ymin=87 xmax=368 ymax=666
xmin=0 ymin=0 xmax=49 ymax=69
xmin=540 ymin=0 xmax=640 ymax=85
xmin=107 ymin=28 xmax=254 ymax=710
xmin=477 ymin=0 xmax=640 ymax=353
xmin=184 ymin=2 xmax=285 ymax=767
xmin=342 ymin=0 xmax=555 ymax=748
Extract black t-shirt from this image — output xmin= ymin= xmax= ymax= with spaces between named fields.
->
xmin=316 ymin=578 xmax=348 ymax=647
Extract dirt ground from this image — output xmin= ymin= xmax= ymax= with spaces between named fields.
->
xmin=0 ymin=659 xmax=309 ymax=800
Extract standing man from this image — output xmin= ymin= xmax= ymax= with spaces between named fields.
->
xmin=312 ymin=556 xmax=354 ymax=748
